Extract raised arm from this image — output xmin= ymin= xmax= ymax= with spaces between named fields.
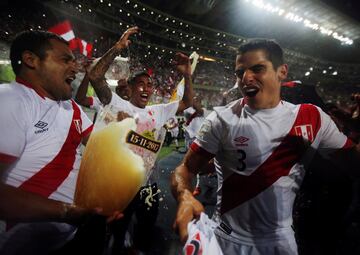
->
xmin=174 ymin=53 xmax=194 ymax=114
xmin=74 ymin=72 xmax=92 ymax=107
xmin=171 ymin=148 xmax=212 ymax=243
xmin=74 ymin=58 xmax=95 ymax=107
xmin=88 ymin=27 xmax=139 ymax=105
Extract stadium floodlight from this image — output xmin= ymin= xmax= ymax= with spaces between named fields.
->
xmin=243 ymin=0 xmax=354 ymax=45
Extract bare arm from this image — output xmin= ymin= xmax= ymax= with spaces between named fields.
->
xmin=171 ymin=148 xmax=213 ymax=243
xmin=0 ymin=162 xmax=100 ymax=225
xmin=89 ymin=27 xmax=138 ymax=105
xmin=74 ymin=72 xmax=92 ymax=107
xmin=174 ymin=53 xmax=194 ymax=114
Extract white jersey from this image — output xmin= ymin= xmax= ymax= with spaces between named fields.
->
xmin=192 ymin=99 xmax=352 ymax=247
xmin=107 ymin=93 xmax=179 ymax=180
xmin=0 ymin=79 xmax=93 ymax=204
xmin=109 ymin=92 xmax=179 ymax=135
xmin=184 ymin=107 xmax=209 ymax=139
xmin=166 ymin=117 xmax=179 ymax=138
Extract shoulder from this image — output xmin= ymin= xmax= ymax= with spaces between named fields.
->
xmin=295 ymin=102 xmax=323 ymax=117
xmin=212 ymin=98 xmax=242 ymax=121
xmin=109 ymin=91 xmax=126 ymax=107
xmin=0 ymin=82 xmax=34 ymax=130
xmin=0 ymin=82 xmax=33 ymax=110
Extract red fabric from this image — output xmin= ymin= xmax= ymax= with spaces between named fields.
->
xmin=147 ymin=68 xmax=153 ymax=76
xmin=190 ymin=142 xmax=215 ymax=159
xmin=186 ymin=111 xmax=199 ymax=126
xmin=88 ymin=96 xmax=94 ymax=107
xmin=68 ymin=39 xmax=78 ymax=50
xmin=0 ymin=153 xmax=17 ymax=164
xmin=221 ymin=104 xmax=322 ymax=214
xmin=82 ymin=124 xmax=93 ymax=138
xmin=48 ymin=20 xmax=77 ymax=50
xmin=77 ymin=38 xmax=93 ymax=57
xmin=48 ymin=20 xmax=73 ymax=37
xmin=18 ymin=101 xmax=83 ymax=197
xmin=342 ymin=138 xmax=354 ymax=149
xmin=282 ymin=81 xmax=296 ymax=88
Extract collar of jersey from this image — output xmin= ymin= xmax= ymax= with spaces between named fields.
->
xmin=244 ymin=100 xmax=284 ymax=115
xmin=16 ymin=77 xmax=46 ymax=99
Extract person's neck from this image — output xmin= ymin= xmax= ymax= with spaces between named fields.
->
xmin=194 ymin=107 xmax=204 ymax=115
xmin=129 ymin=99 xmax=146 ymax=109
xmin=17 ymin=73 xmax=53 ymax=100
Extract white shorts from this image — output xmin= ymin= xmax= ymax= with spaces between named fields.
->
xmin=0 ymin=222 xmax=76 ymax=255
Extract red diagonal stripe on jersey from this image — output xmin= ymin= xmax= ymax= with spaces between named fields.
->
xmin=221 ymin=104 xmax=321 ymax=214
xmin=19 ymin=101 xmax=83 ymax=197
xmin=0 ymin=152 xmax=17 ymax=164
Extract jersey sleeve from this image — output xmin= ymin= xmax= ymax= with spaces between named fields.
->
xmin=79 ymin=104 xmax=94 ymax=137
xmin=0 ymin=88 xmax=28 ymax=162
xmin=154 ymin=100 xmax=180 ymax=126
xmin=109 ymin=92 xmax=126 ymax=108
xmin=192 ymin=111 xmax=222 ymax=156
xmin=317 ymin=107 xmax=353 ymax=151
xmin=164 ymin=100 xmax=180 ymax=122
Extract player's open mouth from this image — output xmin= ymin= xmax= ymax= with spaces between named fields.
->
xmin=65 ymin=76 xmax=75 ymax=86
xmin=243 ymin=85 xmax=260 ymax=97
xmin=140 ymin=93 xmax=149 ymax=101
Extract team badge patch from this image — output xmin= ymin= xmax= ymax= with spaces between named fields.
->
xmin=74 ymin=119 xmax=82 ymax=134
xmin=294 ymin=124 xmax=314 ymax=143
xmin=197 ymin=120 xmax=211 ymax=139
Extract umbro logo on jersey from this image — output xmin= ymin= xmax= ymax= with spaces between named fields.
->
xmin=35 ymin=121 xmax=48 ymax=129
xmin=234 ymin=136 xmax=249 ymax=146
xmin=34 ymin=121 xmax=49 ymax=134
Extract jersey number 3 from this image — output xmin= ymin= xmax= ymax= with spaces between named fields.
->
xmin=236 ymin=149 xmax=246 ymax=171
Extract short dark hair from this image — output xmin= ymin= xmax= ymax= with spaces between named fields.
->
xmin=237 ymin=39 xmax=284 ymax=69
xmin=127 ymin=70 xmax=151 ymax=86
xmin=10 ymin=30 xmax=68 ymax=75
